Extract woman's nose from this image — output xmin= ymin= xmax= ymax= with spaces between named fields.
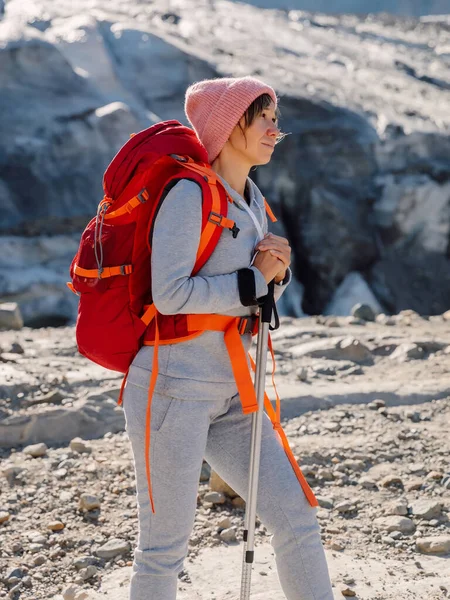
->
xmin=268 ymin=124 xmax=279 ymax=137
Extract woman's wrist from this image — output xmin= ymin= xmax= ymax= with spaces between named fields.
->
xmin=274 ymin=270 xmax=286 ymax=284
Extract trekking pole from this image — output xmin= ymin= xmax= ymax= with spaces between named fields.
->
xmin=240 ymin=279 xmax=275 ymax=600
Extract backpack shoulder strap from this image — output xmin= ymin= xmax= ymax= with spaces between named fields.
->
xmin=263 ymin=196 xmax=277 ymax=223
xmin=165 ymin=158 xmax=237 ymax=274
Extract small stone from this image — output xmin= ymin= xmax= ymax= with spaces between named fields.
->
xmin=231 ymin=497 xmax=245 ymax=509
xmin=335 ymin=501 xmax=356 ymax=513
xmin=11 ymin=542 xmax=23 ymax=553
xmin=296 ymin=366 xmax=308 ymax=381
xmin=32 ymin=554 xmax=46 ymax=566
xmin=330 ymin=541 xmax=344 ymax=551
xmin=23 ymin=443 xmax=48 ymax=458
xmin=27 ymin=390 xmax=64 ymax=406
xmin=317 ymin=468 xmax=334 ymax=481
xmin=409 ymin=500 xmax=442 ymax=520
xmin=385 ymin=499 xmax=408 ymax=516
xmin=96 ymin=538 xmax=130 ymax=559
xmin=219 ymin=527 xmax=237 ymax=543
xmin=390 ymin=343 xmax=424 ymax=362
xmin=429 ymin=519 xmax=439 ymax=527
xmin=416 ymin=536 xmax=450 ymax=554
xmin=10 ymin=342 xmax=24 ymax=354
xmin=79 ymin=565 xmax=97 ymax=581
xmin=217 ymin=517 xmax=232 ymax=530
xmin=78 ymin=493 xmax=101 ymax=511
xmin=301 ymin=465 xmax=318 ymax=478
xmin=323 ymin=421 xmax=340 ymax=432
xmin=199 ymin=462 xmax=211 ymax=482
xmin=373 ymin=516 xmax=415 ymax=534
xmin=54 ymin=468 xmax=68 ymax=479
xmin=405 ymin=478 xmax=423 ymax=491
xmin=316 ymin=496 xmax=334 ymax=510
xmin=5 ymin=567 xmax=27 ymax=580
xmin=47 ymin=520 xmax=65 ymax=531
xmin=0 ymin=510 xmax=10 ymax=524
xmin=406 ymin=410 xmax=421 ymax=423
xmin=352 ymin=303 xmax=376 ymax=321
xmin=69 ymin=438 xmax=92 ymax=454
xmin=73 ymin=556 xmax=96 ymax=570
xmin=341 ymin=586 xmax=356 ymax=596
xmin=204 ymin=491 xmax=226 ymax=504
xmin=379 ymin=474 xmax=404 ymax=489
xmin=358 ymin=476 xmax=378 ymax=490
xmin=382 ymin=535 xmax=396 ymax=545
xmin=209 ymin=471 xmax=238 ymax=498
xmin=28 ymin=531 xmax=47 ymax=544
xmin=62 ymin=585 xmax=89 ymax=600
xmin=2 ymin=464 xmax=26 ymax=484
xmin=376 ymin=313 xmax=395 ymax=325
xmin=8 ymin=582 xmax=23 ymax=596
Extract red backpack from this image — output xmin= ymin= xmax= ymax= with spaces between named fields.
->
xmin=67 ymin=120 xmax=238 ymax=373
xmin=67 ymin=120 xmax=319 ymax=513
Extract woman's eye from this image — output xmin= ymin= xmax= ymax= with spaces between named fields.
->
xmin=261 ymin=112 xmax=278 ymax=125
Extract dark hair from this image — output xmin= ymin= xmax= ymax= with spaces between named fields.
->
xmin=238 ymin=93 xmax=287 ymax=146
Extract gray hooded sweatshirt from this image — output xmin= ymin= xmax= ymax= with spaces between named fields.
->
xmin=130 ymin=171 xmax=291 ymax=401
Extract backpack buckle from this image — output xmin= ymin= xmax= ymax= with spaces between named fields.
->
xmin=230 ymin=223 xmax=240 ymax=239
xmin=170 ymin=154 xmax=188 ymax=163
xmin=208 ymin=211 xmax=223 ymax=225
xmin=238 ymin=315 xmax=258 ymax=335
xmin=137 ymin=188 xmax=149 ymax=203
xmin=208 ymin=212 xmax=240 ymax=238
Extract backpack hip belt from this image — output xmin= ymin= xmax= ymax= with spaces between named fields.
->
xmin=119 ymin=310 xmax=319 ymax=514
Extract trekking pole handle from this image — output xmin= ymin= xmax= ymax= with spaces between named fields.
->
xmin=260 ymin=279 xmax=275 ymax=324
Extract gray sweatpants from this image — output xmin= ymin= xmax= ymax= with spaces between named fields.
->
xmin=122 ymin=363 xmax=334 ymax=600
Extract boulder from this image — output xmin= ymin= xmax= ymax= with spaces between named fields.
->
xmin=0 ymin=302 xmax=23 ymax=330
xmin=373 ymin=515 xmax=416 ymax=534
xmin=324 ymin=272 xmax=383 ymax=317
xmin=0 ymin=390 xmax=125 ymax=448
xmin=416 ymin=536 xmax=450 ymax=554
xmin=0 ymin=22 xmax=143 ymax=233
xmin=289 ymin=336 xmax=373 ymax=364
xmin=369 ymin=247 xmax=450 ymax=316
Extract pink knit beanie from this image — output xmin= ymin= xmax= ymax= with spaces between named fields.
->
xmin=184 ymin=76 xmax=278 ymax=164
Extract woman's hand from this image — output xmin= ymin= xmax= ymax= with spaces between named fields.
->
xmin=254 ymin=233 xmax=291 ymax=283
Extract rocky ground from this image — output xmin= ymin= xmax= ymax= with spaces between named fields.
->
xmin=1 ymin=309 xmax=450 ymax=599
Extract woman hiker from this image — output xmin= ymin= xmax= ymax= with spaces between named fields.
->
xmin=122 ymin=75 xmax=334 ymax=600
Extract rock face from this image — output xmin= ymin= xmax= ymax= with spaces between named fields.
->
xmin=243 ymin=0 xmax=449 ymax=16
xmin=0 ymin=24 xmax=143 ymax=232
xmin=0 ymin=1 xmax=449 ymax=325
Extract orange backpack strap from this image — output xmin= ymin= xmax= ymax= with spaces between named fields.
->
xmin=263 ymin=197 xmax=277 ymax=223
xmin=135 ymin=161 xmax=237 ymax=515
xmin=248 ymin=341 xmax=319 ymax=508
xmin=185 ymin=313 xmax=319 ymax=508
xmin=180 ymin=160 xmax=239 ymax=268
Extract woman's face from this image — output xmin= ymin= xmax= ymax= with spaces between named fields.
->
xmin=227 ymin=101 xmax=280 ymax=166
